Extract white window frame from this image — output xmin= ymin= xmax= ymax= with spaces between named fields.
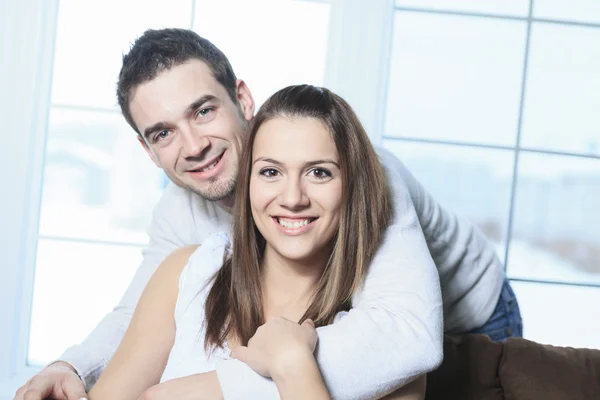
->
xmin=0 ymin=0 xmax=394 ymax=397
xmin=0 ymin=0 xmax=60 ymax=397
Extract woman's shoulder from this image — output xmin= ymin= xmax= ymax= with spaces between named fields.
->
xmin=179 ymin=232 xmax=231 ymax=287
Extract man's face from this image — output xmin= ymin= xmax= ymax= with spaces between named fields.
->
xmin=129 ymin=60 xmax=254 ymax=202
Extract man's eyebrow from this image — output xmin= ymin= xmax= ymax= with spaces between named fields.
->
xmin=253 ymin=157 xmax=340 ymax=168
xmin=143 ymin=121 xmax=169 ymax=140
xmin=142 ymin=95 xmax=218 ymax=139
xmin=184 ymin=94 xmax=218 ymax=117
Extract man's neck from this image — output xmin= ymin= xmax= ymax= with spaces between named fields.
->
xmin=217 ymin=195 xmax=235 ymax=214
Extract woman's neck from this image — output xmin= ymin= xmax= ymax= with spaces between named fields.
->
xmin=261 ymin=246 xmax=329 ymax=322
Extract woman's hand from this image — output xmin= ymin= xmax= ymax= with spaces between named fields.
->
xmin=231 ymin=317 xmax=318 ymax=378
xmin=232 ymin=317 xmax=329 ymax=400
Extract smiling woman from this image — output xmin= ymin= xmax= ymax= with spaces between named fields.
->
xmin=85 ymin=84 xmax=397 ymax=400
xmin=203 ymin=85 xmax=393 ymax=350
xmin=250 ymin=116 xmax=343 ymax=265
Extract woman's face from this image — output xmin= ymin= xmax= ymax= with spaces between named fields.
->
xmin=249 ymin=116 xmax=342 ymax=265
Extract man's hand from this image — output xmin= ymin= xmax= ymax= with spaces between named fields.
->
xmin=138 ymin=371 xmax=223 ymax=400
xmin=14 ymin=361 xmax=87 ymax=400
xmin=231 ymin=317 xmax=318 ymax=378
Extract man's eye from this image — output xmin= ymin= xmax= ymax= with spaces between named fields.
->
xmin=197 ymin=107 xmax=213 ymax=118
xmin=154 ymin=130 xmax=170 ymax=142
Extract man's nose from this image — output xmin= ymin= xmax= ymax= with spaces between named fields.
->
xmin=180 ymin=126 xmax=210 ymax=158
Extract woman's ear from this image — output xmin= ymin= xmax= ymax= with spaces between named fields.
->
xmin=235 ymin=79 xmax=255 ymax=122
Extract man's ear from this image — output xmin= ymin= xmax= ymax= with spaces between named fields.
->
xmin=235 ymin=79 xmax=255 ymax=122
xmin=137 ymin=136 xmax=161 ymax=168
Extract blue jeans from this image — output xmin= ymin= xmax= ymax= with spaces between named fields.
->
xmin=467 ymin=279 xmax=523 ymax=342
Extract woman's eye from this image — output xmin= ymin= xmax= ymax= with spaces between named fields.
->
xmin=309 ymin=168 xmax=332 ymax=179
xmin=260 ymin=168 xmax=280 ymax=178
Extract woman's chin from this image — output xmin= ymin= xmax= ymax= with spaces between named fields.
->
xmin=272 ymin=246 xmax=323 ymax=265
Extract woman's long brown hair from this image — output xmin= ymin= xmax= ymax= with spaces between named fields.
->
xmin=204 ymin=85 xmax=393 ymax=350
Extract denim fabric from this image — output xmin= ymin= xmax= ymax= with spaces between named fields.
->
xmin=467 ymin=279 xmax=523 ymax=342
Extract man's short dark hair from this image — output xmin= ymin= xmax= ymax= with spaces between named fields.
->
xmin=117 ymin=28 xmax=238 ymax=133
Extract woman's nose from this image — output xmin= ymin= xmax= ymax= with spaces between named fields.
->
xmin=278 ymin=178 xmax=309 ymax=209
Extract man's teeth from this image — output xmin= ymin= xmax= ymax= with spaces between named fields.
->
xmin=277 ymin=218 xmax=312 ymax=229
xmin=199 ymin=157 xmax=220 ymax=172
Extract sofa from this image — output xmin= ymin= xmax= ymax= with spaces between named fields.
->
xmin=425 ymin=334 xmax=600 ymax=400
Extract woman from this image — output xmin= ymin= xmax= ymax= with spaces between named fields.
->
xmin=88 ymin=85 xmax=425 ymax=399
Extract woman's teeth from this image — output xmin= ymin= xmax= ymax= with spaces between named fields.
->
xmin=277 ymin=218 xmax=313 ymax=229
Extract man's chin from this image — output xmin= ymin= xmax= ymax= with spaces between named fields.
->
xmin=188 ymin=180 xmax=236 ymax=203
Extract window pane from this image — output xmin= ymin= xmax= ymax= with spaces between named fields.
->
xmin=385 ymin=12 xmax=526 ymax=146
xmin=51 ymin=0 xmax=192 ymax=109
xmin=193 ymin=0 xmax=330 ymax=108
xmin=534 ymin=0 xmax=600 ymax=24
xmin=512 ymin=281 xmax=600 ymax=349
xmin=39 ymin=108 xmax=162 ymax=244
xmin=396 ymin=0 xmax=530 ymax=17
xmin=28 ymin=239 xmax=143 ymax=365
xmin=384 ymin=140 xmax=514 ymax=262
xmin=508 ymin=153 xmax=600 ymax=285
xmin=521 ymin=23 xmax=600 ymax=156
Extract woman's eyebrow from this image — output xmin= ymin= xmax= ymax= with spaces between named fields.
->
xmin=253 ymin=157 xmax=339 ymax=168
xmin=253 ymin=157 xmax=282 ymax=165
xmin=303 ymin=159 xmax=340 ymax=168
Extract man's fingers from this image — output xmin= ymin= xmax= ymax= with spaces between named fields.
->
xmin=19 ymin=377 xmax=54 ymax=400
xmin=62 ymin=375 xmax=88 ymax=400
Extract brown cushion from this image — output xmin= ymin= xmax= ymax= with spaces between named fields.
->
xmin=426 ymin=334 xmax=505 ymax=400
xmin=500 ymin=338 xmax=600 ymax=400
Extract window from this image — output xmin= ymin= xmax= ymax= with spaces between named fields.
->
xmin=384 ymin=1 xmax=600 ymax=348
xmin=28 ymin=0 xmax=192 ymax=367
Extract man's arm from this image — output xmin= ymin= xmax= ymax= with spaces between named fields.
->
xmin=214 ymin=155 xmax=444 ymax=400
xmin=55 ymin=183 xmax=199 ymax=389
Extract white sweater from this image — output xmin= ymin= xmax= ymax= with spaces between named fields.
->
xmin=59 ymin=147 xmax=504 ymax=399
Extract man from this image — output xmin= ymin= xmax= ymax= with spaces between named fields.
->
xmin=16 ymin=28 xmax=519 ymax=400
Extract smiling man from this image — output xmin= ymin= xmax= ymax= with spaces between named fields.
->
xmin=129 ymin=58 xmax=250 ymax=206
xmin=15 ymin=28 xmax=520 ymax=400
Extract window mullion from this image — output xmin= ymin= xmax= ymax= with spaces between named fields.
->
xmin=323 ymin=0 xmax=395 ymax=145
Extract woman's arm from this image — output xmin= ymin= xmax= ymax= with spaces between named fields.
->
xmin=232 ymin=318 xmax=330 ymax=400
xmin=56 ymin=184 xmax=201 ymax=391
xmin=271 ymin=349 xmax=330 ymax=400
xmin=88 ymin=245 xmax=198 ymax=400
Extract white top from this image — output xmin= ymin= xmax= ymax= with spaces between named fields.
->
xmin=59 ymin=147 xmax=504 ymax=400
xmin=160 ymin=232 xmax=232 ymax=383
xmin=160 ymin=232 xmax=348 ymax=386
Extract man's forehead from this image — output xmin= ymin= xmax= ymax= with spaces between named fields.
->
xmin=129 ymin=61 xmax=227 ymax=128
xmin=140 ymin=61 xmax=222 ymax=98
